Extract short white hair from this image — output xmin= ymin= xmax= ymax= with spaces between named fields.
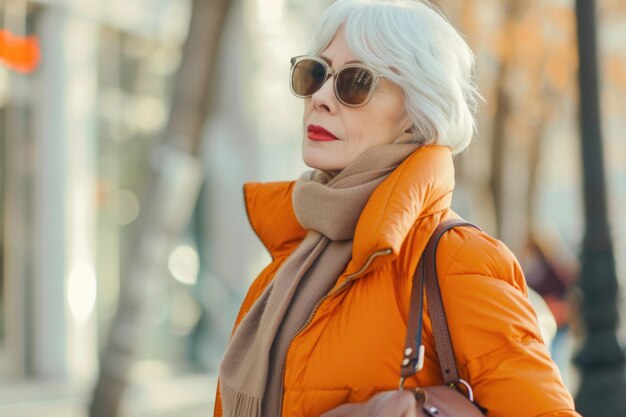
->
xmin=310 ymin=0 xmax=483 ymax=154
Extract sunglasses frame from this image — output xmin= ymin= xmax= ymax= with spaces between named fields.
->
xmin=290 ymin=55 xmax=384 ymax=108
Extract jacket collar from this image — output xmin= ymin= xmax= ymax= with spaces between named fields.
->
xmin=243 ymin=145 xmax=454 ymax=271
xmin=243 ymin=180 xmax=307 ymax=260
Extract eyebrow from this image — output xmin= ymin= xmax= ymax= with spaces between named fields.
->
xmin=319 ymin=55 xmax=362 ymax=66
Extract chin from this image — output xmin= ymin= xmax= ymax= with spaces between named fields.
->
xmin=302 ymin=149 xmax=343 ymax=173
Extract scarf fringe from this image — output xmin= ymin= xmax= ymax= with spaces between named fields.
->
xmin=222 ymin=381 xmax=261 ymax=417
xmin=231 ymin=391 xmax=261 ymax=417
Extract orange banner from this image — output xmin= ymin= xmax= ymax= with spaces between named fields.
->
xmin=0 ymin=29 xmax=40 ymax=73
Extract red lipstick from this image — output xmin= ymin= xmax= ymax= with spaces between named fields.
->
xmin=307 ymin=125 xmax=338 ymax=142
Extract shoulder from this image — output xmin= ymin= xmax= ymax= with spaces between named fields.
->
xmin=435 ymin=223 xmax=527 ymax=294
xmin=392 ymin=217 xmax=528 ymax=319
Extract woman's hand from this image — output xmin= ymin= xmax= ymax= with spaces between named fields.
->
xmin=319 ymin=390 xmax=419 ymax=417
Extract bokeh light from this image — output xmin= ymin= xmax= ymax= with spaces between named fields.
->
xmin=168 ymin=245 xmax=199 ymax=285
xmin=67 ymin=263 xmax=97 ymax=324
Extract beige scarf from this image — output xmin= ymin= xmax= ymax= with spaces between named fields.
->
xmin=219 ymin=142 xmax=420 ymax=417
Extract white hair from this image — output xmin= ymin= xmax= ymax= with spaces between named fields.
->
xmin=310 ymin=0 xmax=483 ymax=154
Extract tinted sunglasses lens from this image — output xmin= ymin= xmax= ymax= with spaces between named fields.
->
xmin=336 ymin=67 xmax=375 ymax=105
xmin=291 ymin=59 xmax=327 ymax=97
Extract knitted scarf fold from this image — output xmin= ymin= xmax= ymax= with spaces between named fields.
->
xmin=219 ymin=142 xmax=420 ymax=417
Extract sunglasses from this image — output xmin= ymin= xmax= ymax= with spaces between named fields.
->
xmin=289 ymin=55 xmax=384 ymax=107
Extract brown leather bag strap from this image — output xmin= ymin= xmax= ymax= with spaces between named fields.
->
xmin=400 ymin=218 xmax=481 ymax=385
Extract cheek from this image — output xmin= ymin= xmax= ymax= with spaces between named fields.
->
xmin=376 ymin=100 xmax=406 ymax=134
xmin=343 ymin=118 xmax=363 ymax=141
xmin=340 ymin=109 xmax=371 ymax=141
xmin=302 ymin=100 xmax=312 ymax=121
xmin=351 ymin=110 xmax=389 ymax=140
xmin=373 ymin=86 xmax=406 ymax=125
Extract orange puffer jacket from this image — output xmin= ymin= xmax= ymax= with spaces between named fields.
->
xmin=214 ymin=146 xmax=580 ymax=417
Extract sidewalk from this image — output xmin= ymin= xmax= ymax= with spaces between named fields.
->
xmin=0 ymin=373 xmax=217 ymax=417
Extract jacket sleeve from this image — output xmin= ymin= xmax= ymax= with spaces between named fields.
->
xmin=435 ymin=228 xmax=581 ymax=417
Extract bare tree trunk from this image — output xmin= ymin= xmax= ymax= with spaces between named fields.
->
xmin=489 ymin=0 xmax=527 ymax=239
xmin=89 ymin=0 xmax=233 ymax=416
xmin=489 ymin=66 xmax=510 ymax=238
xmin=524 ymin=118 xmax=545 ymax=233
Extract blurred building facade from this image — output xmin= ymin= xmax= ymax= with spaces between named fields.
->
xmin=0 ymin=0 xmax=334 ymax=415
xmin=0 ymin=0 xmax=193 ymax=410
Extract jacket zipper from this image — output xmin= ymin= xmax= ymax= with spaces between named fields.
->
xmin=276 ymin=248 xmax=393 ymax=417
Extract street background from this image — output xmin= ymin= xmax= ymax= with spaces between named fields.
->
xmin=0 ymin=0 xmax=625 ymax=416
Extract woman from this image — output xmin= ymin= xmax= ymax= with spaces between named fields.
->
xmin=215 ymin=0 xmax=580 ymax=416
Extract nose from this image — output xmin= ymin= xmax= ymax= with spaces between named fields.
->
xmin=310 ymin=75 xmax=337 ymax=113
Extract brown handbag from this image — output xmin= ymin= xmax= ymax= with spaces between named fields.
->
xmin=399 ymin=218 xmax=487 ymax=416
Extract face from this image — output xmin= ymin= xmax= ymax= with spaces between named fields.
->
xmin=301 ymin=31 xmax=412 ymax=175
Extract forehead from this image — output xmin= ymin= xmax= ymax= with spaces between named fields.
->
xmin=319 ymin=31 xmax=360 ymax=66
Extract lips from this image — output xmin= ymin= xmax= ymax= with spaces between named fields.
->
xmin=306 ymin=125 xmax=338 ymax=142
